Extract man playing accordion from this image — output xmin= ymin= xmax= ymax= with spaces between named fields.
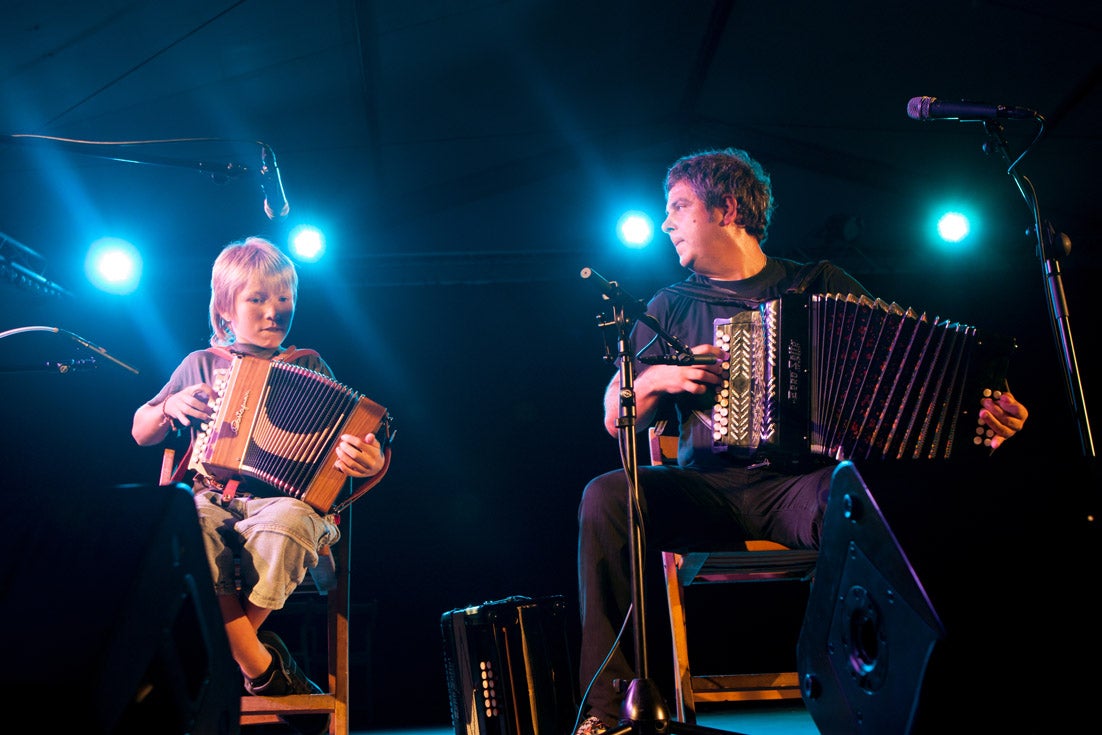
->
xmin=571 ymin=148 xmax=1028 ymax=735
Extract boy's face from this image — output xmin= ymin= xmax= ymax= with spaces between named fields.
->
xmin=223 ymin=272 xmax=295 ymax=350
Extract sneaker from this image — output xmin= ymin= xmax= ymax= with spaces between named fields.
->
xmin=245 ymin=631 xmax=322 ymax=696
xmin=575 ymin=715 xmax=610 ymax=735
xmin=245 ymin=630 xmax=330 ymax=735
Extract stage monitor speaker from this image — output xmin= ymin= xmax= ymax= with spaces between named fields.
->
xmin=797 ymin=456 xmax=1100 ymax=735
xmin=796 ymin=461 xmax=943 ymax=735
xmin=1 ymin=481 xmax=240 ymax=734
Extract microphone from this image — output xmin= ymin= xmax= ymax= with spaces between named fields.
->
xmin=260 ymin=143 xmax=290 ymax=218
xmin=581 ymin=267 xmax=712 ymax=365
xmin=580 ymin=267 xmax=648 ymax=318
xmin=906 ymin=96 xmax=1039 ymax=121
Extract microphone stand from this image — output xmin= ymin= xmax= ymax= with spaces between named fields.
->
xmin=0 ymin=325 xmax=139 ymax=374
xmin=981 ymin=121 xmax=1095 ymax=459
xmin=582 ymin=268 xmax=744 ymax=735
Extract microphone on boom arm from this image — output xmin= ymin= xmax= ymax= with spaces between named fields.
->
xmin=259 ymin=143 xmax=290 ymax=219
xmin=906 ymin=95 xmax=1040 ymax=122
xmin=580 ymin=267 xmax=715 ymax=365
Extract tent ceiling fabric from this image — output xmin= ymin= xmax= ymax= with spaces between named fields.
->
xmin=1 ymin=0 xmax=1099 ymax=288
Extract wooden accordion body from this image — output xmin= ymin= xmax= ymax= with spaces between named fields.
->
xmin=711 ymin=292 xmax=1014 ymax=463
xmin=189 ymin=354 xmax=390 ymax=513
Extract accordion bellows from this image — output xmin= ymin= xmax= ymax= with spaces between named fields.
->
xmin=190 ymin=354 xmax=390 ymax=513
xmin=711 ymin=292 xmax=1014 ymax=462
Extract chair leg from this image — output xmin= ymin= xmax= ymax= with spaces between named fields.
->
xmin=662 ymin=551 xmax=696 ymax=724
xmin=237 ymin=544 xmax=351 ymax=734
xmin=329 ymin=543 xmax=350 ymax=735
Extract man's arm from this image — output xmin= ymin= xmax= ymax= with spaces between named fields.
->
xmin=602 ymin=344 xmax=727 ymax=438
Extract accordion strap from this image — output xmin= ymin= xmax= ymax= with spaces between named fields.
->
xmin=164 ymin=442 xmax=194 ymax=485
xmin=784 ymin=260 xmax=832 ymax=295
xmin=663 ymin=259 xmax=831 ymax=306
xmin=332 ymin=444 xmax=393 ymax=516
xmin=664 ymin=281 xmax=763 ymax=309
xmin=206 ymin=345 xmax=320 ymax=362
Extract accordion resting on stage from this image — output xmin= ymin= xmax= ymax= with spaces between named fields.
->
xmin=441 ymin=595 xmax=577 ymax=735
xmin=189 ymin=354 xmax=391 ymax=513
xmin=711 ymin=292 xmax=1014 ymax=463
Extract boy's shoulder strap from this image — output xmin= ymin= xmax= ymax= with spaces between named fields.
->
xmin=206 ymin=345 xmax=234 ymax=360
xmin=204 ymin=345 xmax=321 ymax=363
xmin=275 ymin=346 xmax=320 ymax=363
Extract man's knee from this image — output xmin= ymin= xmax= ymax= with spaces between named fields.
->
xmin=580 ymin=470 xmax=627 ymax=524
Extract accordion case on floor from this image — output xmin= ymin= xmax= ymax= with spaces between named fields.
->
xmin=711 ymin=292 xmax=1015 ymax=463
xmin=441 ymin=595 xmax=577 ymax=735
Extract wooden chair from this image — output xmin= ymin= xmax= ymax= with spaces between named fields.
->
xmin=159 ymin=447 xmax=351 ymax=735
xmin=649 ymin=426 xmax=819 ymax=724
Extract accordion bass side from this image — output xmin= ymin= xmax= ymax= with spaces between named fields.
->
xmin=711 ymin=292 xmax=1015 ymax=462
xmin=189 ymin=354 xmax=392 ymax=513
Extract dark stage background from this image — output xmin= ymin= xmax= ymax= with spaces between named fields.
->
xmin=2 ymin=2 xmax=1100 ymax=729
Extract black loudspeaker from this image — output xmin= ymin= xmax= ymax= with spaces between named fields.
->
xmin=797 ymin=456 xmax=1100 ymax=734
xmin=0 ymin=482 xmax=240 ymax=734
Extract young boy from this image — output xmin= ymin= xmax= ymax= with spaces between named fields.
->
xmin=132 ymin=236 xmax=388 ymax=734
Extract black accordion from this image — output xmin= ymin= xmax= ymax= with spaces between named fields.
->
xmin=711 ymin=292 xmax=1014 ymax=463
xmin=441 ymin=595 xmax=577 ymax=735
xmin=189 ymin=354 xmax=391 ymax=513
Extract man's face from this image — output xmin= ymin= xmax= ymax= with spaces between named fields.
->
xmin=662 ymin=180 xmax=723 ymax=272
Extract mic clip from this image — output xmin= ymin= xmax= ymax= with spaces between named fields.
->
xmin=640 ymin=353 xmax=717 ymax=366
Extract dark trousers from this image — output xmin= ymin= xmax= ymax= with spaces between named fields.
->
xmin=576 ymin=461 xmax=833 ymax=725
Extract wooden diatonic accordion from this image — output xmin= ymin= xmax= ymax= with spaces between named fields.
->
xmin=189 ymin=354 xmax=391 ymax=513
xmin=711 ymin=292 xmax=1014 ymax=462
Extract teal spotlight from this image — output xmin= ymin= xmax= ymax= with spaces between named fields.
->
xmin=289 ymin=225 xmax=325 ymax=262
xmin=936 ymin=211 xmax=971 ymax=243
xmin=617 ymin=210 xmax=654 ymax=248
xmin=85 ymin=237 xmax=141 ymax=294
